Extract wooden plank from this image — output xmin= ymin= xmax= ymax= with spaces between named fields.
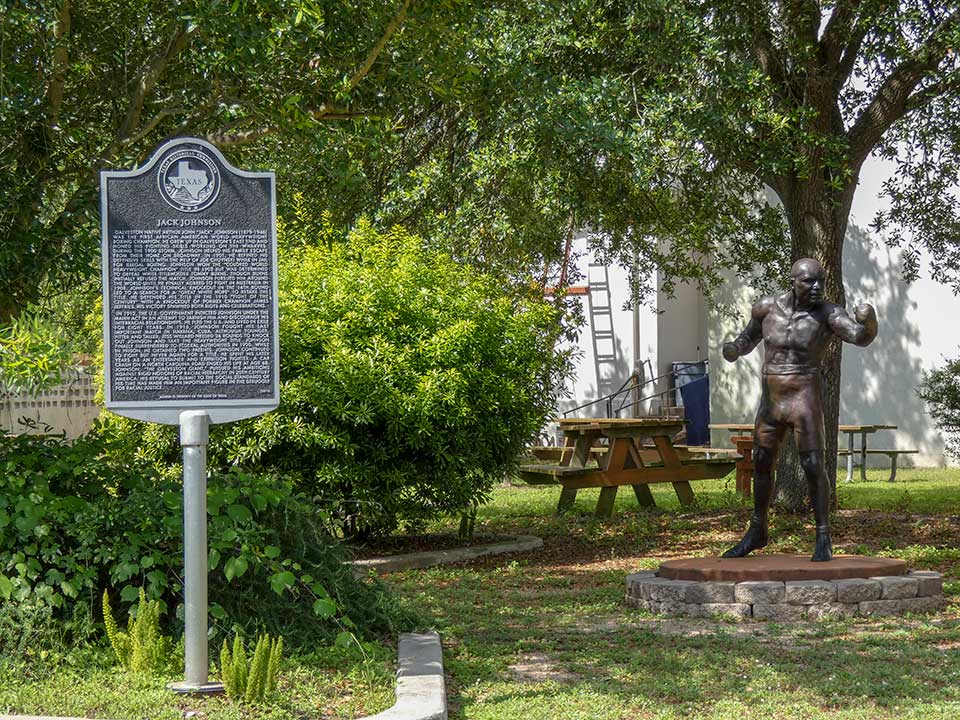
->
xmin=838 ymin=424 xmax=897 ymax=432
xmin=595 ymin=487 xmax=618 ymax=519
xmin=557 ymin=486 xmax=578 ymax=513
xmin=631 ymin=483 xmax=656 ymax=508
xmin=552 ymin=460 xmax=735 ymax=489
xmin=519 ymin=463 xmax=591 ymax=476
xmin=672 ymin=481 xmax=696 ymax=506
xmin=559 ymin=417 xmax=688 ymax=426
xmin=652 ymin=434 xmax=682 ymax=467
xmin=838 ymin=449 xmax=918 ymax=456
xmin=571 ymin=431 xmax=602 ymax=467
xmin=529 ymin=446 xmax=607 ymax=463
xmin=606 ymin=436 xmax=633 ymax=474
xmin=709 ymin=423 xmax=753 ymax=431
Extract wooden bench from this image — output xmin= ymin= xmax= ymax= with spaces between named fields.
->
xmin=518 ymin=445 xmax=738 ymax=517
xmin=837 ymin=448 xmax=918 ymax=482
xmin=675 ymin=446 xmax=740 ymax=461
xmin=526 ymin=445 xmax=607 ymax=464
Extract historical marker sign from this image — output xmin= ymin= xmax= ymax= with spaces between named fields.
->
xmin=101 ymin=138 xmax=279 ymax=425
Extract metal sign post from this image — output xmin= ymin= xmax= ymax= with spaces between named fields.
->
xmin=101 ymin=137 xmax=278 ymax=693
xmin=175 ymin=410 xmax=213 ymax=691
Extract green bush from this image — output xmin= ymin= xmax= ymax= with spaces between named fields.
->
xmin=212 ymin=220 xmax=568 ymax=536
xmin=917 ymin=357 xmax=960 ymax=457
xmin=0 ymin=432 xmax=416 ymax=646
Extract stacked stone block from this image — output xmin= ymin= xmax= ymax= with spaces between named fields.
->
xmin=625 ymin=570 xmax=945 ymax=620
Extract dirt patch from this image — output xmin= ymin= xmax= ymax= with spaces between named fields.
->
xmin=508 ymin=652 xmax=581 ymax=683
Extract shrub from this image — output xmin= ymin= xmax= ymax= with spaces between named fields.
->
xmin=0 ymin=432 xmax=416 ymax=646
xmin=73 ymin=210 xmax=569 ymax=536
xmin=917 ymin=357 xmax=960 ymax=457
xmin=220 ymin=633 xmax=283 ymax=704
xmin=0 ymin=310 xmax=75 ymax=392
xmin=102 ymin=587 xmax=176 ymax=674
xmin=211 ymin=220 xmax=568 ymax=536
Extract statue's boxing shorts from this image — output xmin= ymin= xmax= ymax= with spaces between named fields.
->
xmin=753 ymin=367 xmax=825 ymax=452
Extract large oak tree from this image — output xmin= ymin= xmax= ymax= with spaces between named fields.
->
xmin=369 ymin=1 xmax=960 ymax=503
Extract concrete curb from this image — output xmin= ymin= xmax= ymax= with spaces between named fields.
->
xmin=348 ymin=534 xmax=543 ymax=575
xmin=360 ymin=631 xmax=447 ymax=720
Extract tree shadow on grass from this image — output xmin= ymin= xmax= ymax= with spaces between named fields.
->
xmin=390 ymin=514 xmax=960 ymax=717
xmin=437 ymin=599 xmax=960 ymax=718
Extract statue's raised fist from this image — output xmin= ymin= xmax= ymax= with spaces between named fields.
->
xmin=854 ymin=303 xmax=876 ymax=325
xmin=722 ymin=342 xmax=739 ymax=362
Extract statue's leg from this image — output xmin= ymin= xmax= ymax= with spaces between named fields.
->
xmin=800 ymin=450 xmax=832 ymax=562
xmin=723 ymin=441 xmax=779 ymax=558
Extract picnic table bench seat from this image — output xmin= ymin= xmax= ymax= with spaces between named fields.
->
xmin=518 ymin=434 xmax=739 ymax=518
xmin=527 ymin=445 xmax=607 ymax=464
xmin=837 ymin=448 xmax=918 ymax=482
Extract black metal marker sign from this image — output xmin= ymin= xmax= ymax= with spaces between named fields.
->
xmin=101 ymin=138 xmax=279 ymax=425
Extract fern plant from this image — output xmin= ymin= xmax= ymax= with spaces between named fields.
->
xmin=220 ymin=633 xmax=283 ymax=703
xmin=102 ymin=588 xmax=174 ymax=674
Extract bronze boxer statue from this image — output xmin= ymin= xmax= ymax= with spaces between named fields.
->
xmin=722 ymin=258 xmax=878 ymax=561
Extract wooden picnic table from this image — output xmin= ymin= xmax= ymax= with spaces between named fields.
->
xmin=837 ymin=424 xmax=897 ymax=482
xmin=710 ymin=422 xmax=903 ymax=484
xmin=519 ymin=417 xmax=738 ymax=518
xmin=707 ymin=424 xmax=756 ymax=497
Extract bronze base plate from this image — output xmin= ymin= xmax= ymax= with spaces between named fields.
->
xmin=658 ymin=554 xmax=908 ymax=582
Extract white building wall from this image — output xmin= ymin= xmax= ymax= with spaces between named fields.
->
xmin=555 ymin=233 xmax=637 ymax=422
xmin=556 ymin=236 xmax=708 ymax=423
xmin=555 ymin=155 xmax=959 ymax=467
xmin=655 ymin=275 xmax=708 ymax=404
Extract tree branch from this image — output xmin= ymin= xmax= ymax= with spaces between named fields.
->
xmin=46 ymin=0 xmax=71 ymax=128
xmin=847 ymin=8 xmax=960 ymax=167
xmin=346 ymin=0 xmax=413 ymax=94
xmin=835 ymin=21 xmax=868 ymax=89
xmin=206 ymin=2 xmax=411 ymax=147
xmin=746 ymin=2 xmax=788 ymax=88
xmin=206 ymin=125 xmax=279 ymax=147
xmin=819 ymin=0 xmax=862 ymax=69
xmin=117 ymin=23 xmax=198 ymax=142
xmin=782 ymin=0 xmax=820 ymax=50
xmin=206 ymin=109 xmax=369 ymax=147
xmin=120 ymin=107 xmax=185 ymax=147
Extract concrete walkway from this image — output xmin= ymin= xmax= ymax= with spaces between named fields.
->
xmin=348 ymin=534 xmax=543 ymax=575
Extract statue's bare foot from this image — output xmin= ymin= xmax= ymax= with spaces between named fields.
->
xmin=812 ymin=530 xmax=833 ymax=562
xmin=722 ymin=522 xmax=768 ymax=558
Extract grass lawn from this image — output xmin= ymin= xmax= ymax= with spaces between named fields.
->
xmin=382 ymin=467 xmax=960 ymax=720
xmin=0 ymin=637 xmax=397 ymax=720
xmin=3 ymin=468 xmax=958 ymax=719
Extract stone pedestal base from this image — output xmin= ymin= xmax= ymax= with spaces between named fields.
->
xmin=626 ymin=555 xmax=944 ymax=621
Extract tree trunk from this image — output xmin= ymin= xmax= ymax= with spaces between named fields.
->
xmin=772 ymin=178 xmax=855 ymax=513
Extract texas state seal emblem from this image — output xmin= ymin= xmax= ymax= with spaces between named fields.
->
xmin=157 ymin=149 xmax=221 ymax=212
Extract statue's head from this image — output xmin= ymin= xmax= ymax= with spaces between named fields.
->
xmin=790 ymin=258 xmax=825 ymax=307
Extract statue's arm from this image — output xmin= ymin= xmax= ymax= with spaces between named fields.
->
xmin=828 ymin=303 xmax=878 ymax=347
xmin=722 ymin=298 xmax=771 ymax=362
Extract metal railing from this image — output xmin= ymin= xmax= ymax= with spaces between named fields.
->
xmin=561 ymin=360 xmax=706 ymax=418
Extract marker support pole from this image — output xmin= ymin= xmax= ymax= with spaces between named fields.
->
xmin=168 ymin=409 xmax=223 ymax=695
